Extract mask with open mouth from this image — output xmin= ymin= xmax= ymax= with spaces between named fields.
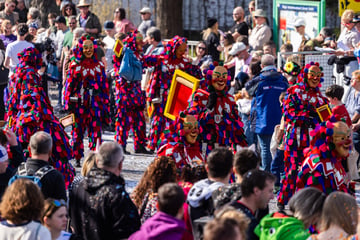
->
xmin=183 ymin=115 xmax=199 ymax=144
xmin=211 ymin=66 xmax=228 ymax=91
xmin=333 ymin=121 xmax=352 ymax=158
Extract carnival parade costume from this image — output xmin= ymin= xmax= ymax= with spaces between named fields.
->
xmin=63 ymin=36 xmax=110 ymax=163
xmin=113 ymin=31 xmax=147 ymax=153
xmin=278 ymin=62 xmax=329 ymax=205
xmin=296 ymin=119 xmax=354 ymax=195
xmin=187 ymin=65 xmax=247 ymax=155
xmin=157 ymin=112 xmax=205 ymax=169
xmin=144 ymin=36 xmax=202 ymax=151
xmin=6 ymin=47 xmax=75 ymax=187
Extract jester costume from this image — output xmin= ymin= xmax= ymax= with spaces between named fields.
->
xmin=157 ymin=113 xmax=205 ymax=169
xmin=278 ymin=62 xmax=329 ymax=205
xmin=296 ymin=120 xmax=354 ymax=195
xmin=63 ymin=36 xmax=110 ymax=162
xmin=187 ymin=65 xmax=247 ymax=155
xmin=6 ymin=47 xmax=75 ymax=187
xmin=113 ymin=31 xmax=147 ymax=153
xmin=143 ymin=36 xmax=202 ymax=151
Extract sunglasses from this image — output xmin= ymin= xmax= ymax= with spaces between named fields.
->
xmin=197 ymin=46 xmax=206 ymax=50
xmin=44 ymin=199 xmax=67 ymax=217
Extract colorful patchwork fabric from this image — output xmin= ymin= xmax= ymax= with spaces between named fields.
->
xmin=278 ymin=62 xmax=329 ymax=205
xmin=296 ymin=121 xmax=354 ymax=195
xmin=63 ymin=36 xmax=110 ymax=160
xmin=187 ymin=66 xmax=247 ymax=155
xmin=6 ymin=47 xmax=75 ymax=188
xmin=113 ymin=31 xmax=147 ymax=150
xmin=143 ymin=36 xmax=202 ymax=150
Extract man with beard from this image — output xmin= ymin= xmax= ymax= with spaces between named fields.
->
xmin=229 ymin=6 xmax=248 ymax=40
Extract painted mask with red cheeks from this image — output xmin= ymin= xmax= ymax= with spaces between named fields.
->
xmin=183 ymin=115 xmax=199 ymax=144
xmin=333 ymin=121 xmax=352 ymax=158
xmin=83 ymin=39 xmax=94 ymax=58
xmin=175 ymin=42 xmax=187 ymax=59
xmin=212 ymin=66 xmax=228 ymax=91
xmin=307 ymin=65 xmax=322 ymax=88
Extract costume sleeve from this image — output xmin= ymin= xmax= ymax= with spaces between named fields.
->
xmin=9 ymin=144 xmax=24 ymax=168
xmin=63 ymin=61 xmax=79 ymax=111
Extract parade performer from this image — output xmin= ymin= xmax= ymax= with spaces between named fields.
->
xmin=157 ymin=112 xmax=205 ymax=169
xmin=6 ymin=47 xmax=75 ymax=187
xmin=144 ymin=36 xmax=202 ymax=151
xmin=296 ymin=119 xmax=355 ymax=195
xmin=187 ymin=65 xmax=247 ymax=154
xmin=278 ymin=62 xmax=329 ymax=206
xmin=113 ymin=30 xmax=150 ymax=154
xmin=63 ymin=35 xmax=110 ymax=166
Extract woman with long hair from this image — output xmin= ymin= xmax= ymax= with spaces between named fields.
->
xmin=192 ymin=40 xmax=213 ymax=67
xmin=202 ymin=18 xmax=223 ymax=62
xmin=113 ymin=7 xmax=135 ymax=34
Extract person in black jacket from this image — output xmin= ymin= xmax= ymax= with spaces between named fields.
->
xmin=14 ymin=131 xmax=67 ymax=200
xmin=69 ymin=141 xmax=141 ymax=240
xmin=202 ymin=18 xmax=223 ymax=62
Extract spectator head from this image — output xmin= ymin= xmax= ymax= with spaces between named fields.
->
xmin=248 ymin=1 xmax=255 ymax=13
xmin=233 ymin=146 xmax=260 ymax=181
xmin=289 ymin=187 xmax=326 ymax=229
xmin=16 ymin=22 xmax=28 ymax=36
xmin=320 ymin=191 xmax=358 ymax=235
xmin=4 ymin=0 xmax=16 ymax=14
xmin=204 ymin=218 xmax=243 ymax=240
xmin=96 ymin=141 xmax=124 ymax=176
xmin=77 ymin=0 xmax=91 ymax=16
xmin=27 ymin=7 xmax=40 ymax=21
xmin=249 ymin=60 xmax=262 ymax=78
xmin=148 ymin=156 xmax=176 ymax=192
xmin=157 ymin=183 xmax=185 ymax=218
xmin=241 ymin=169 xmax=275 ymax=209
xmin=179 ymin=164 xmax=207 ymax=184
xmin=229 ymin=42 xmax=248 ymax=60
xmin=28 ymin=21 xmax=38 ymax=36
xmin=104 ymin=20 xmax=115 ymax=36
xmin=1 ymin=19 xmax=11 ymax=35
xmin=223 ymin=33 xmax=235 ymax=47
xmin=195 ymin=40 xmax=208 ymax=57
xmin=118 ymin=8 xmax=126 ymax=20
xmin=47 ymin=13 xmax=57 ymax=26
xmin=0 ymin=145 xmax=8 ymax=174
xmin=54 ymin=16 xmax=66 ymax=31
xmin=341 ymin=9 xmax=355 ymax=26
xmin=146 ymin=26 xmax=161 ymax=43
xmin=236 ymin=35 xmax=248 ymax=46
xmin=61 ymin=1 xmax=76 ymax=17
xmin=207 ymin=18 xmax=218 ymax=30
xmin=16 ymin=0 xmax=26 ymax=10
xmin=68 ymin=16 xmax=77 ymax=30
xmin=325 ymin=84 xmax=344 ymax=103
xmin=139 ymin=6 xmax=152 ymax=21
xmin=253 ymin=9 xmax=267 ymax=25
xmin=206 ymin=147 xmax=233 ymax=180
xmin=294 ymin=18 xmax=306 ymax=34
xmin=0 ymin=178 xmax=44 ymax=224
xmin=216 ymin=207 xmax=249 ymax=240
xmin=351 ymin=70 xmax=360 ymax=91
xmin=261 ymin=54 xmax=275 ymax=67
xmin=263 ymin=41 xmax=276 ymax=57
xmin=319 ymin=27 xmax=332 ymax=41
xmin=232 ymin=6 xmax=244 ymax=23
xmin=42 ymin=198 xmax=67 ymax=230
xmin=81 ymin=151 xmax=97 ymax=176
xmin=29 ymin=131 xmax=53 ymax=158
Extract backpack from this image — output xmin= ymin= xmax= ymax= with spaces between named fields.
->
xmin=8 ymin=162 xmax=55 ymax=188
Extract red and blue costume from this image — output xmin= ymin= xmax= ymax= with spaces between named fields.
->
xmin=187 ymin=65 xmax=247 ymax=155
xmin=143 ymin=36 xmax=202 ymax=151
xmin=6 ymin=47 xmax=75 ymax=187
xmin=113 ymin=31 xmax=147 ymax=152
xmin=278 ymin=62 xmax=329 ymax=205
xmin=63 ymin=36 xmax=110 ymax=162
xmin=296 ymin=120 xmax=354 ymax=195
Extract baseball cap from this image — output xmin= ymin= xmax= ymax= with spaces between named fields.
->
xmin=229 ymin=42 xmax=247 ymax=55
xmin=294 ymin=18 xmax=306 ymax=27
xmin=140 ymin=7 xmax=151 ymax=14
xmin=55 ymin=16 xmax=66 ymax=25
xmin=104 ymin=20 xmax=114 ymax=30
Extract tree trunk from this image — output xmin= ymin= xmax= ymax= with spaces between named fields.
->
xmin=30 ymin=0 xmax=61 ymax=28
xmin=156 ymin=0 xmax=183 ymax=38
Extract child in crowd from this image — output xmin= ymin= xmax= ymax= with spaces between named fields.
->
xmin=129 ymin=183 xmax=187 ymax=240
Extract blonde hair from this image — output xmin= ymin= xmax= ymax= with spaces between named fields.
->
xmin=320 ymin=191 xmax=358 ymax=235
xmin=341 ymin=9 xmax=354 ymax=24
xmin=202 ymin=26 xmax=218 ymax=42
xmin=1 ymin=19 xmax=10 ymax=32
xmin=81 ymin=151 xmax=97 ymax=176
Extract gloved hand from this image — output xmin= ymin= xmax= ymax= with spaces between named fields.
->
xmin=206 ymin=91 xmax=217 ymax=110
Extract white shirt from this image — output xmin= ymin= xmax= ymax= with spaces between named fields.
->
xmin=0 ymin=220 xmax=51 ymax=240
xmin=5 ymin=40 xmax=34 ymax=75
xmin=103 ymin=35 xmax=115 ymax=73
